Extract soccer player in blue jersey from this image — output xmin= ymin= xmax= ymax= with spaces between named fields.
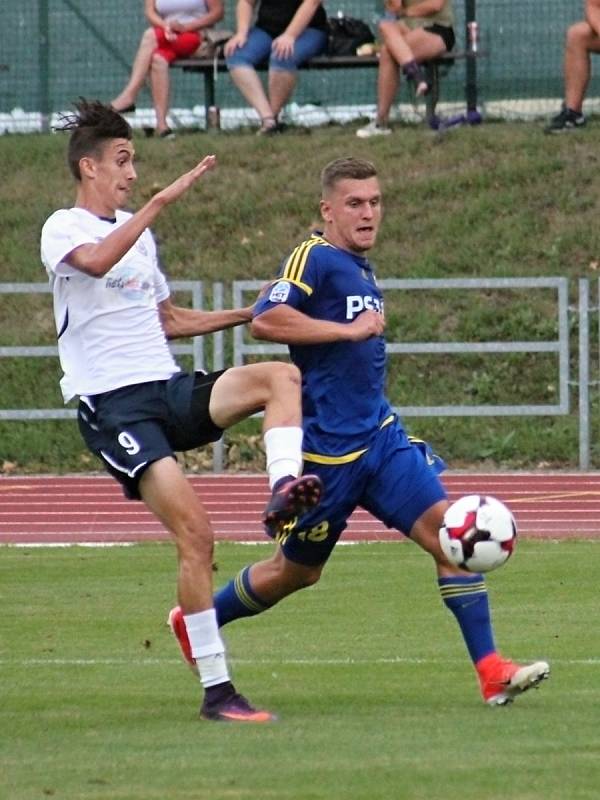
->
xmin=170 ymin=157 xmax=550 ymax=707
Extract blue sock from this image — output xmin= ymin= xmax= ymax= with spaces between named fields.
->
xmin=214 ymin=566 xmax=271 ymax=627
xmin=438 ymin=574 xmax=496 ymax=664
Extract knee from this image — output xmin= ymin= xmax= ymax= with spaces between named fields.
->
xmin=265 ymin=361 xmax=301 ymax=392
xmin=378 ymin=20 xmax=395 ymax=38
xmin=141 ymin=27 xmax=158 ymax=48
xmin=292 ymin=564 xmax=322 ymax=590
xmin=175 ymin=517 xmax=214 ymax=564
xmin=281 ymin=362 xmax=301 ymax=385
xmin=260 ymin=557 xmax=323 ymax=596
xmin=151 ymin=53 xmax=169 ymax=72
xmin=178 ymin=536 xmax=214 ymax=574
xmin=410 ymin=502 xmax=448 ymax=564
xmin=378 ymin=20 xmax=401 ymax=47
xmin=378 ymin=43 xmax=394 ymax=68
xmin=566 ymin=21 xmax=592 ymax=49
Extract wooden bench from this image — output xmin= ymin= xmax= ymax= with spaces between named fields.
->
xmin=171 ymin=50 xmax=481 ymax=130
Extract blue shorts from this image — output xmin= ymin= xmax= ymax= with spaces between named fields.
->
xmin=226 ymin=25 xmax=328 ymax=72
xmin=273 ymin=421 xmax=447 ymax=566
xmin=77 ymin=371 xmax=225 ymax=500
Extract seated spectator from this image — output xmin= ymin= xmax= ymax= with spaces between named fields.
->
xmin=224 ymin=0 xmax=328 ymax=134
xmin=356 ymin=0 xmax=455 ymax=138
xmin=111 ymin=0 xmax=224 ymax=138
xmin=545 ymin=0 xmax=600 ymax=133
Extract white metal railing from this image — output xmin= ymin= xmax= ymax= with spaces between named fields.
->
xmin=0 ymin=278 xmax=597 ymax=468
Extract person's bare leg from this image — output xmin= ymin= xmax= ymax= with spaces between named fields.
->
xmin=247 ymin=547 xmax=323 ymax=604
xmin=145 ymin=458 xmax=276 ymax=720
xmin=378 ymin=23 xmax=448 ymax=104
xmin=268 ymin=70 xmax=297 ymax=119
xmin=208 ymin=362 xmax=302 ymax=431
xmin=111 ymin=28 xmax=158 ymax=110
xmin=564 ymin=22 xmax=600 ymax=111
xmin=151 ymin=53 xmax=171 ymax=134
xmin=379 ymin=20 xmax=417 ymax=67
xmin=140 ymin=457 xmax=214 ymax=611
xmin=210 ymin=362 xmax=321 ymax=525
xmin=409 ymin=500 xmax=549 ymax=706
xmin=376 ymin=45 xmax=400 ymax=124
xmin=228 ymin=66 xmax=275 ymax=126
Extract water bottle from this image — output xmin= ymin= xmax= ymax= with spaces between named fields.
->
xmin=207 ymin=105 xmax=221 ymax=130
xmin=467 ymin=21 xmax=479 ymax=53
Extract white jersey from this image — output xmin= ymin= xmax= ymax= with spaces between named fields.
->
xmin=155 ymin=0 xmax=208 ymax=24
xmin=40 ymin=207 xmax=180 ymax=403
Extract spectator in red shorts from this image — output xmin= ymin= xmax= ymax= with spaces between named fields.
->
xmin=111 ymin=0 xmax=223 ymax=138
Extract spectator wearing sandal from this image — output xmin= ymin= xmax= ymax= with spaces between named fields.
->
xmin=356 ymin=0 xmax=455 ymax=138
xmin=224 ymin=0 xmax=328 ymax=133
xmin=110 ymin=0 xmax=224 ymax=137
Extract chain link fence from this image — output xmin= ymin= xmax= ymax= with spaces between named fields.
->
xmin=0 ymin=1 xmax=594 ymax=131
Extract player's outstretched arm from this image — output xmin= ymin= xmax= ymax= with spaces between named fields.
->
xmin=251 ymin=304 xmax=384 ymax=345
xmin=152 ymin=155 xmax=217 ymax=208
xmin=67 ymin=156 xmax=217 ymax=278
xmin=159 ymin=298 xmax=253 ymax=340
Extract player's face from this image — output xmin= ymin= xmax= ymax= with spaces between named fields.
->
xmin=320 ymin=177 xmax=382 ymax=254
xmin=88 ymin=139 xmax=137 ymax=213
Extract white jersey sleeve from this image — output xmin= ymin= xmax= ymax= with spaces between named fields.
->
xmin=41 ymin=209 xmax=99 ymax=278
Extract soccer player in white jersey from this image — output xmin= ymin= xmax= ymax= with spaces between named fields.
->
xmin=40 ymin=99 xmax=322 ymax=722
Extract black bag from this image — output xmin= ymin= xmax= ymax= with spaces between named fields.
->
xmin=327 ymin=16 xmax=375 ymax=56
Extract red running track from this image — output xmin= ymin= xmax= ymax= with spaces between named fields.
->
xmin=1 ymin=472 xmax=599 ymax=545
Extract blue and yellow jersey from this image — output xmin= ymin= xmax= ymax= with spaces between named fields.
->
xmin=253 ymin=233 xmax=407 ymax=463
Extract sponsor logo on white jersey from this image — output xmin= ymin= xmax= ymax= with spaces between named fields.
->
xmin=105 ymin=266 xmax=153 ymax=302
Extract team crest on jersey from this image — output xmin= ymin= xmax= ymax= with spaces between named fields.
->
xmin=269 ymin=280 xmax=291 ymax=303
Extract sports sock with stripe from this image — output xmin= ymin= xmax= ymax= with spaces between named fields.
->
xmin=214 ymin=566 xmax=272 ymax=626
xmin=438 ymin=574 xmax=496 ymax=663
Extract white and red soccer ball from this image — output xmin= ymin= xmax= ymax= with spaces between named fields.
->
xmin=439 ymin=494 xmax=517 ymax=573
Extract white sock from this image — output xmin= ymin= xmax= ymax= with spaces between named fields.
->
xmin=263 ymin=426 xmax=303 ymax=489
xmin=184 ymin=608 xmax=230 ymax=688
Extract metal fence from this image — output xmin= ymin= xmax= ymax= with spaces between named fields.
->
xmin=0 ymin=0 xmax=594 ymax=132
xmin=1 ymin=278 xmax=597 ymax=468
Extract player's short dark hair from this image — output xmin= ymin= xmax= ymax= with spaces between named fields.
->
xmin=321 ymin=157 xmax=378 ymax=194
xmin=58 ymin=98 xmax=132 ymax=181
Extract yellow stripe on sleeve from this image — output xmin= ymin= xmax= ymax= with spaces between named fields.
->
xmin=282 ymin=235 xmax=331 ymax=286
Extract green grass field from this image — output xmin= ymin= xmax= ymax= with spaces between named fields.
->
xmin=2 ymin=540 xmax=599 ymax=800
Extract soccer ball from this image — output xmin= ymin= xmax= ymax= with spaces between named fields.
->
xmin=439 ymin=494 xmax=517 ymax=573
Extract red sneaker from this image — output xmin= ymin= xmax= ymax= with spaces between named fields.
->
xmin=262 ymin=474 xmax=323 ymax=536
xmin=477 ymin=653 xmax=550 ymax=706
xmin=201 ymin=682 xmax=276 ymax=723
xmin=167 ymin=606 xmax=195 ymax=668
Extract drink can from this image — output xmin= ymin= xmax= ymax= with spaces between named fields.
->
xmin=467 ymin=21 xmax=479 ymax=53
xmin=207 ymin=105 xmax=221 ymax=130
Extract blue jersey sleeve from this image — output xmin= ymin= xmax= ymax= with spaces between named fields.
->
xmin=253 ymin=235 xmax=323 ymax=318
xmin=253 ymin=279 xmax=307 ymax=317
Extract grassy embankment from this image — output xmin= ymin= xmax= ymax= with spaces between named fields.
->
xmin=0 ymin=122 xmax=598 ymax=472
